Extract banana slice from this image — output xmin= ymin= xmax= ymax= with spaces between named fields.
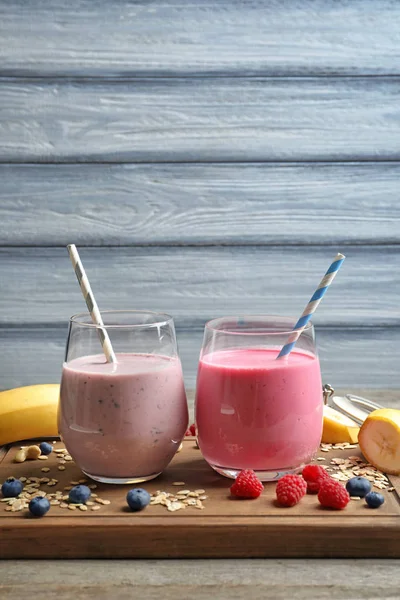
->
xmin=321 ymin=405 xmax=360 ymax=444
xmin=358 ymin=408 xmax=400 ymax=475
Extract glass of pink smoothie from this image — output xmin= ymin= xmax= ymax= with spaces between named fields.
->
xmin=195 ymin=316 xmax=323 ymax=481
xmin=59 ymin=310 xmax=188 ymax=484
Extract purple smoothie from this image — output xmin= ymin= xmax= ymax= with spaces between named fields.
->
xmin=59 ymin=352 xmax=188 ymax=482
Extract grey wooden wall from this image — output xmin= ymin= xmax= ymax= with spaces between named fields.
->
xmin=1 ymin=0 xmax=399 ymax=391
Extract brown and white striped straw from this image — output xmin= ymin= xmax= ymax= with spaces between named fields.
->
xmin=67 ymin=244 xmax=117 ymax=363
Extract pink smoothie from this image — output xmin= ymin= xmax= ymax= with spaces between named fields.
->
xmin=195 ymin=347 xmax=323 ymax=472
xmin=59 ymin=353 xmax=188 ymax=480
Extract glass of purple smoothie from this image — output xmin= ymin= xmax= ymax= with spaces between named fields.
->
xmin=59 ymin=310 xmax=188 ymax=484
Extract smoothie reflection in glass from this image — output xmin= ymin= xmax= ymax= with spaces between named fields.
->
xmin=195 ymin=316 xmax=323 ymax=481
xmin=59 ymin=311 xmax=188 ymax=484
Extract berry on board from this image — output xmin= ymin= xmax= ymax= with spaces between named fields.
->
xmin=230 ymin=470 xmax=264 ymax=499
xmin=29 ymin=496 xmax=51 ymax=517
xmin=39 ymin=441 xmax=53 ymax=456
xmin=126 ymin=488 xmax=151 ymax=511
xmin=365 ymin=491 xmax=385 ymax=508
xmin=318 ymin=479 xmax=350 ymax=510
xmin=185 ymin=424 xmax=196 ymax=436
xmin=69 ymin=485 xmax=91 ymax=504
xmin=275 ymin=474 xmax=307 ymax=507
xmin=345 ymin=476 xmax=372 ymax=498
xmin=302 ymin=464 xmax=330 ymax=494
xmin=1 ymin=477 xmax=24 ymax=498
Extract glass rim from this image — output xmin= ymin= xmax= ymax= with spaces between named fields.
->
xmin=204 ymin=315 xmax=314 ymax=336
xmin=69 ymin=310 xmax=174 ymax=330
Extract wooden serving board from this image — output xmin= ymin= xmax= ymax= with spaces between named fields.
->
xmin=0 ymin=439 xmax=399 ymax=559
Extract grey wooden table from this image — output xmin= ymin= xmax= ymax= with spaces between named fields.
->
xmin=1 ymin=559 xmax=400 ymax=600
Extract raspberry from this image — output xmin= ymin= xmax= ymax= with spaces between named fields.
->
xmin=302 ymin=464 xmax=331 ymax=494
xmin=185 ymin=423 xmax=196 ymax=436
xmin=276 ymin=474 xmax=307 ymax=507
xmin=318 ymin=479 xmax=350 ymax=510
xmin=230 ymin=470 xmax=264 ymax=499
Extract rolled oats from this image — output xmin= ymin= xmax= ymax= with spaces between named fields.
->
xmin=11 ymin=499 xmax=26 ymax=512
xmin=167 ymin=501 xmax=185 ymax=512
xmin=323 ymin=451 xmax=391 ymax=490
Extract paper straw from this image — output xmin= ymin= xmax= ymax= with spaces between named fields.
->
xmin=276 ymin=252 xmax=345 ymax=359
xmin=67 ymin=244 xmax=117 ymax=363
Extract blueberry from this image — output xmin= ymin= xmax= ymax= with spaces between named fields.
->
xmin=1 ymin=477 xmax=24 ymax=498
xmin=345 ymin=476 xmax=372 ymax=498
xmin=126 ymin=488 xmax=151 ymax=512
xmin=39 ymin=441 xmax=53 ymax=456
xmin=365 ymin=491 xmax=385 ymax=509
xmin=69 ymin=485 xmax=91 ymax=504
xmin=29 ymin=496 xmax=51 ymax=517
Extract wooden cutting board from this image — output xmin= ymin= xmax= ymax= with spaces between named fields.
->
xmin=0 ymin=439 xmax=399 ymax=559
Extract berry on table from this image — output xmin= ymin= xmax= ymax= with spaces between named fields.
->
xmin=126 ymin=488 xmax=151 ymax=511
xmin=365 ymin=491 xmax=385 ymax=508
xmin=230 ymin=470 xmax=264 ymax=499
xmin=318 ymin=479 xmax=350 ymax=509
xmin=69 ymin=485 xmax=91 ymax=504
xmin=39 ymin=441 xmax=53 ymax=456
xmin=345 ymin=476 xmax=372 ymax=498
xmin=29 ymin=496 xmax=51 ymax=517
xmin=275 ymin=474 xmax=307 ymax=507
xmin=302 ymin=464 xmax=331 ymax=493
xmin=1 ymin=477 xmax=24 ymax=498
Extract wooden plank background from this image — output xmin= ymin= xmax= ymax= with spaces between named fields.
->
xmin=2 ymin=0 xmax=400 ymax=76
xmin=2 ymin=78 xmax=400 ymax=162
xmin=1 ymin=163 xmax=399 ymax=246
xmin=0 ymin=0 xmax=399 ymax=392
xmin=1 ymin=246 xmax=398 ymax=327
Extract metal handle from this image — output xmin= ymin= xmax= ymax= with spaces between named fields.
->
xmin=323 ymin=384 xmax=384 ymax=426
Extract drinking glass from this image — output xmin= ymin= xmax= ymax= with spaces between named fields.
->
xmin=59 ymin=310 xmax=188 ymax=484
xmin=195 ymin=315 xmax=323 ymax=481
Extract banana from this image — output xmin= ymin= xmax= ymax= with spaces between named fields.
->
xmin=0 ymin=384 xmax=59 ymax=445
xmin=321 ymin=405 xmax=360 ymax=444
xmin=358 ymin=408 xmax=400 ymax=475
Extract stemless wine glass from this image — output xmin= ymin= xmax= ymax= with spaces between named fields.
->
xmin=59 ymin=310 xmax=188 ymax=484
xmin=195 ymin=316 xmax=323 ymax=481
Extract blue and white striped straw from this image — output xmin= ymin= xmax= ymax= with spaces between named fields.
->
xmin=67 ymin=244 xmax=117 ymax=363
xmin=276 ymin=252 xmax=345 ymax=359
